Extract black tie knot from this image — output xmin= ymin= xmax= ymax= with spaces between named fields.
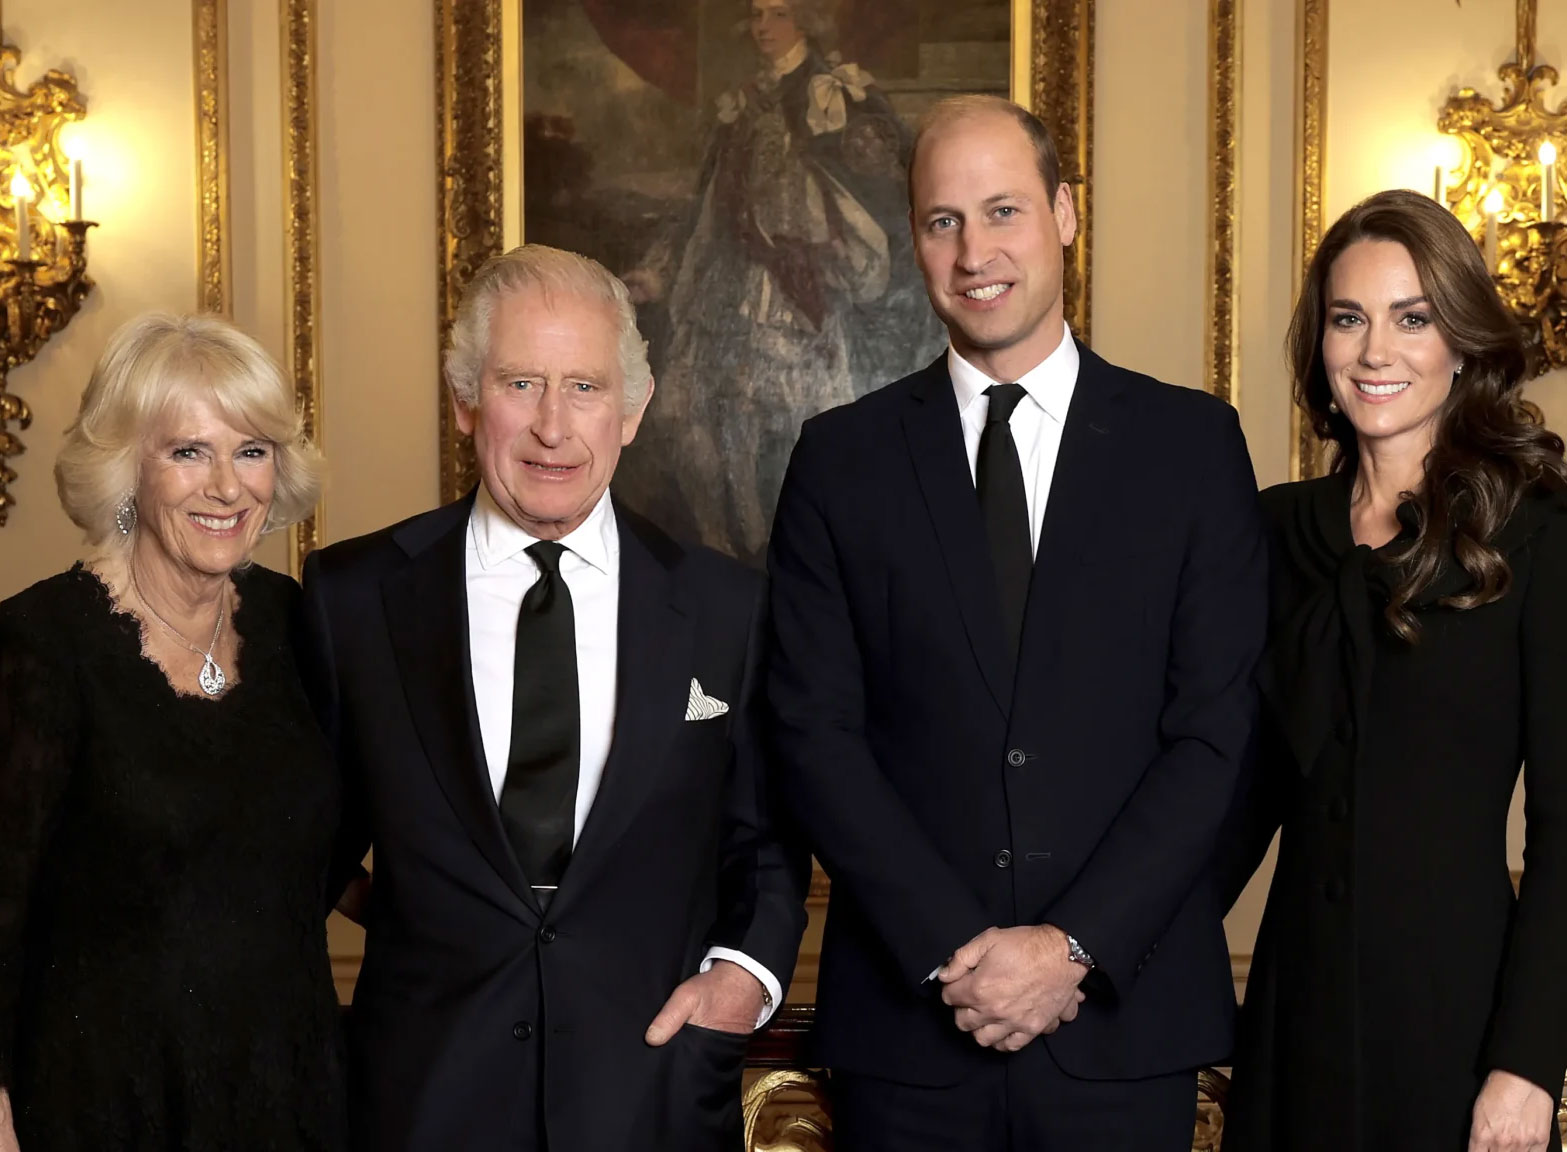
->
xmin=985 ymin=382 xmax=1027 ymax=425
xmin=527 ymin=540 xmax=567 ymax=574
xmin=523 ymin=541 xmax=569 ymax=613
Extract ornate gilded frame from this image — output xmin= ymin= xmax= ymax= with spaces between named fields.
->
xmin=435 ymin=0 xmax=1097 ymax=502
xmin=282 ymin=0 xmax=323 ymax=568
xmin=194 ymin=0 xmax=229 ymax=317
xmin=1291 ymin=0 xmax=1328 ymax=479
xmin=1206 ymin=0 xmax=1240 ymax=407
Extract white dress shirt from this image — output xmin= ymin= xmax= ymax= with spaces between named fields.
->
xmin=464 ymin=485 xmax=781 ymax=1024
xmin=948 ymin=322 xmax=1081 ymax=555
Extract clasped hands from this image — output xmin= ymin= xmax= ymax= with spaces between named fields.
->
xmin=644 ymin=959 xmax=764 ymax=1045
xmin=938 ymin=924 xmax=1088 ymax=1054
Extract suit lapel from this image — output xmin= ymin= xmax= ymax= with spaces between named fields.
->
xmin=1014 ymin=344 xmax=1128 ymax=696
xmin=901 ymin=358 xmax=1011 ymax=719
xmin=381 ymin=493 xmax=538 ymax=914
xmin=552 ymin=504 xmax=692 ymax=912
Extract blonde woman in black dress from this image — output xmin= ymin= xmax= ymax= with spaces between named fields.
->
xmin=0 ymin=314 xmax=344 ymax=1150
xmin=1223 ymin=188 xmax=1567 ymax=1152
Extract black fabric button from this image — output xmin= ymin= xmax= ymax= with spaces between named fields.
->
xmin=512 ymin=1021 xmax=533 ymax=1040
xmin=994 ymin=849 xmax=1013 ymax=868
xmin=1327 ymin=796 xmax=1349 ymax=822
xmin=1336 ymin=717 xmax=1355 ymax=744
xmin=1324 ymin=877 xmax=1346 ymax=902
xmin=1006 ymin=749 xmax=1026 ymax=767
xmin=539 ymin=926 xmax=557 ymax=944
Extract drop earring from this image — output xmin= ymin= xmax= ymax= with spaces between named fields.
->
xmin=114 ymin=492 xmax=137 ymax=536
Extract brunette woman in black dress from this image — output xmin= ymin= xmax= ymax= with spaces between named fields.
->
xmin=1223 ymin=188 xmax=1567 ymax=1152
xmin=0 ymin=314 xmax=345 ymax=1150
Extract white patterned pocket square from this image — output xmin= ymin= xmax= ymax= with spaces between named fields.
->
xmin=685 ymin=678 xmax=730 ymax=721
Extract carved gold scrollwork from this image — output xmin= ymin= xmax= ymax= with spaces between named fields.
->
xmin=283 ymin=0 xmax=323 ymax=570
xmin=194 ymin=0 xmax=230 ymax=317
xmin=1206 ymin=0 xmax=1240 ymax=407
xmin=1292 ymin=0 xmax=1330 ymax=481
xmin=743 ymin=1069 xmax=831 ymax=1152
xmin=0 ymin=35 xmax=93 ymax=524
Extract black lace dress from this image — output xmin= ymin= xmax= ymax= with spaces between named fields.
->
xmin=0 ymin=564 xmax=347 ymax=1151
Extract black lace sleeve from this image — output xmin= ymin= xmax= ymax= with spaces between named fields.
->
xmin=0 ymin=598 xmax=80 ymax=1090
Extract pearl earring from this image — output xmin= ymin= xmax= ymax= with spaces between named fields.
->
xmin=1328 ymin=400 xmax=1340 ymax=415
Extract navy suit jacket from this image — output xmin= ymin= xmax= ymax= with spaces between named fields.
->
xmin=300 ymin=494 xmax=808 ymax=1151
xmin=767 ymin=345 xmax=1267 ymax=1085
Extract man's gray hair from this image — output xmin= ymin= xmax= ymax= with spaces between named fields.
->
xmin=443 ymin=244 xmax=652 ymax=412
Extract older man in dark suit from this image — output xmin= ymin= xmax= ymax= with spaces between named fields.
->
xmin=301 ymin=244 xmax=807 ymax=1151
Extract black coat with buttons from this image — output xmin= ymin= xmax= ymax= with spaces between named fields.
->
xmin=1222 ymin=473 xmax=1567 ymax=1151
xmin=768 ymin=347 xmax=1269 ymax=1086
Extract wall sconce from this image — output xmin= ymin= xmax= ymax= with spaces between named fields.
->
xmin=1434 ymin=0 xmax=1564 ymax=374
xmin=0 ymin=39 xmax=95 ymax=528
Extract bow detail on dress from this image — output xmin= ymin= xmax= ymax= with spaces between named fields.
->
xmin=806 ymin=61 xmax=875 ymax=135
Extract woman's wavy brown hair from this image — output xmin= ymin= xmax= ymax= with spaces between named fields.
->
xmin=1286 ymin=188 xmax=1567 ymax=641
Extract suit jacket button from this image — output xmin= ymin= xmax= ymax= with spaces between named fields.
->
xmin=539 ymin=926 xmax=557 ymax=944
xmin=1006 ymin=749 xmax=1026 ymax=767
xmin=994 ymin=849 xmax=1013 ymax=869
xmin=1323 ymin=876 xmax=1346 ymax=903
xmin=1327 ymin=796 xmax=1349 ymax=823
xmin=513 ymin=1021 xmax=533 ymax=1041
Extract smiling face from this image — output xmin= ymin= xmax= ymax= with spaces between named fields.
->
xmin=455 ymin=285 xmax=652 ymax=540
xmin=135 ymin=393 xmax=276 ymax=579
xmin=750 ymin=0 xmax=802 ymax=62
xmin=910 ymin=109 xmax=1077 ymax=382
xmin=1322 ymin=238 xmax=1461 ymax=454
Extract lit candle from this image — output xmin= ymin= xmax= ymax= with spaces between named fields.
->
xmin=59 ymin=123 xmax=84 ymax=221
xmin=1484 ymin=187 xmax=1504 ymax=273
xmin=1433 ymin=164 xmax=1445 ymax=203
xmin=1542 ymin=141 xmax=1558 ymax=224
xmin=11 ymin=173 xmax=32 ymax=262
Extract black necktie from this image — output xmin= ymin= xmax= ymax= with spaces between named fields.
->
xmin=978 ymin=383 xmax=1033 ymax=663
xmin=499 ymin=541 xmax=580 ymax=904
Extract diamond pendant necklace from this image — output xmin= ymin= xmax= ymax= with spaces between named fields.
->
xmin=130 ymin=569 xmax=229 ymax=697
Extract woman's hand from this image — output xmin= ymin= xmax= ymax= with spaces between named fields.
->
xmin=1469 ymin=1069 xmax=1557 ymax=1152
xmin=0 ymin=1087 xmax=20 ymax=1152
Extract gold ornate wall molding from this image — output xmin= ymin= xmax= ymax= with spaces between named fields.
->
xmin=437 ymin=0 xmax=1096 ymax=503
xmin=194 ymin=0 xmax=229 ymax=316
xmin=1291 ymin=0 xmax=1329 ymax=480
xmin=1032 ymin=0 xmax=1095 ymax=342
xmin=1206 ymin=0 xmax=1240 ymax=407
xmin=283 ymin=0 xmax=322 ymax=570
xmin=434 ymin=0 xmax=500 ymax=503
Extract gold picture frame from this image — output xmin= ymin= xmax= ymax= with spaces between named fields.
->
xmin=435 ymin=0 xmax=1097 ymax=505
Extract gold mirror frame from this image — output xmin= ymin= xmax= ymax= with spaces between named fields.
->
xmin=434 ymin=0 xmax=1096 ymax=502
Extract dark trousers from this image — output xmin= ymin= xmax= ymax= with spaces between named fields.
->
xmin=831 ymin=1050 xmax=1197 ymax=1152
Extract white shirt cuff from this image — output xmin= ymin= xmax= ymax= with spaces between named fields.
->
xmin=701 ymin=946 xmax=783 ymax=1029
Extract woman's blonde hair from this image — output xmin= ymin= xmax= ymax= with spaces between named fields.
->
xmin=55 ymin=312 xmax=323 ymax=548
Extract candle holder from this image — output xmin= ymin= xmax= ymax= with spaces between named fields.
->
xmin=1435 ymin=0 xmax=1566 ymax=374
xmin=0 ymin=39 xmax=93 ymax=527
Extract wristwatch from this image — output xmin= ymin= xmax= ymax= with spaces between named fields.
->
xmin=1065 ymin=933 xmax=1096 ymax=971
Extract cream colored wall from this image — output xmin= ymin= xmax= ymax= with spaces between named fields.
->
xmin=0 ymin=0 xmax=197 ymax=597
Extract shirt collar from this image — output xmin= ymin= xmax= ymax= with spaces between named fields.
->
xmin=947 ymin=322 xmax=1080 ymax=424
xmin=771 ymin=39 xmax=809 ymax=77
xmin=470 ymin=484 xmax=618 ymax=576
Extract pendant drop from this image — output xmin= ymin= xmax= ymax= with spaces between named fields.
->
xmin=199 ymin=655 xmax=227 ymax=697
